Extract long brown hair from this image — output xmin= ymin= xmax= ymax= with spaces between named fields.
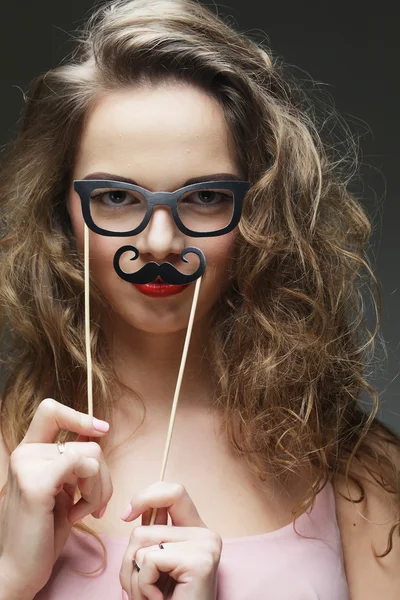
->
xmin=1 ymin=0 xmax=399 ymax=576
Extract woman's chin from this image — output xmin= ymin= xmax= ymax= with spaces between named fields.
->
xmin=131 ymin=321 xmax=190 ymax=335
xmin=100 ymin=285 xmax=217 ymax=336
xmin=111 ymin=307 xmax=202 ymax=336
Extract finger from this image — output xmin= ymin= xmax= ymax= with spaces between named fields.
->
xmin=69 ymin=469 xmax=103 ymax=524
xmin=122 ymin=524 xmax=213 ymax=583
xmin=128 ymin=525 xmax=212 ymax=546
xmin=63 ymin=482 xmax=78 ymax=502
xmin=68 ymin=490 xmax=102 ymax=524
xmin=73 ymin=433 xmax=101 ymax=497
xmin=141 ymin=507 xmax=168 ymax=526
xmin=120 ymin=525 xmax=175 ymax=596
xmin=73 ymin=457 xmax=99 ymax=479
xmin=134 ymin=543 xmax=189 ymax=598
xmin=37 ymin=450 xmax=97 ymax=505
xmin=65 ymin=441 xmax=113 ymax=521
xmin=135 ymin=541 xmax=220 ymax=593
xmin=123 ymin=526 xmax=218 ymax=600
xmin=88 ymin=443 xmax=112 ymax=518
xmin=121 ymin=482 xmax=205 ymax=528
xmin=49 ymin=440 xmax=111 ymax=522
xmin=75 ymin=458 xmax=100 ymax=497
xmin=22 ymin=398 xmax=110 ymax=444
xmin=76 ymin=474 xmax=97 ymax=499
xmin=47 ymin=441 xmax=103 ymax=507
xmin=131 ymin=545 xmax=165 ymax=600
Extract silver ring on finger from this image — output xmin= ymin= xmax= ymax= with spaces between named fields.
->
xmin=56 ymin=441 xmax=66 ymax=454
xmin=132 ymin=542 xmax=164 ymax=572
xmin=132 ymin=558 xmax=140 ymax=572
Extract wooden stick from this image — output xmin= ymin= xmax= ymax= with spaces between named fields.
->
xmin=84 ymin=223 xmax=93 ymax=419
xmin=149 ymin=275 xmax=202 ymax=526
xmin=84 ymin=234 xmax=201 ymax=597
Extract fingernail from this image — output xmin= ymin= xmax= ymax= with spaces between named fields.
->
xmin=120 ymin=504 xmax=132 ymax=521
xmin=93 ymin=418 xmax=110 ymax=432
xmin=98 ymin=504 xmax=107 ymax=518
xmin=122 ymin=590 xmax=129 ymax=600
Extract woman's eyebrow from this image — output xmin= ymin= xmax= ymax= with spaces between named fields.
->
xmin=80 ymin=172 xmax=242 ymax=187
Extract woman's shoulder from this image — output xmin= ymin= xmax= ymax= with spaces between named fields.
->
xmin=332 ymin=427 xmax=400 ymax=600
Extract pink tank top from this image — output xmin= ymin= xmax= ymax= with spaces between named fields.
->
xmin=34 ymin=481 xmax=349 ymax=599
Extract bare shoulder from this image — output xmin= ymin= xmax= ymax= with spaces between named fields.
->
xmin=332 ymin=426 xmax=400 ymax=600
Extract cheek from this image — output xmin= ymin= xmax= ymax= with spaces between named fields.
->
xmin=206 ymin=231 xmax=236 ymax=270
xmin=200 ymin=231 xmax=237 ymax=289
xmin=86 ymin=234 xmax=124 ymax=281
xmin=67 ymin=194 xmax=120 ymax=279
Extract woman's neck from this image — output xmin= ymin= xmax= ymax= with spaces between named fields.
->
xmin=99 ymin=311 xmax=217 ymax=455
xmin=107 ymin=310 xmax=215 ymax=414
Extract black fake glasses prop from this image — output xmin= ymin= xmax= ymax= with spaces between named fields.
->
xmin=73 ymin=179 xmax=250 ymax=285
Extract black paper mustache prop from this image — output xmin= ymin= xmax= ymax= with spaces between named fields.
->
xmin=113 ymin=245 xmax=206 ymax=285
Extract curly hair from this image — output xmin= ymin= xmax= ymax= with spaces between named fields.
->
xmin=0 ymin=0 xmax=399 ymax=576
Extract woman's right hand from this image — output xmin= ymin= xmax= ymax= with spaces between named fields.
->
xmin=0 ymin=398 xmax=113 ymax=599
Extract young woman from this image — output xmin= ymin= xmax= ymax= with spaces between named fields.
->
xmin=0 ymin=1 xmax=399 ymax=599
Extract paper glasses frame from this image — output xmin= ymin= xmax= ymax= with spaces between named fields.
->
xmin=73 ymin=179 xmax=250 ymax=237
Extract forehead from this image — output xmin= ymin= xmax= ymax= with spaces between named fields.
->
xmin=73 ymin=83 xmax=240 ymax=189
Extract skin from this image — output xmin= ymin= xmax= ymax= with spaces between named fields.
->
xmin=68 ymin=81 xmax=244 ymax=428
xmin=67 ymin=81 xmax=246 ymax=599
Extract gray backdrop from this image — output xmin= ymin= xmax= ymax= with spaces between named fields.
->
xmin=1 ymin=0 xmax=399 ymax=434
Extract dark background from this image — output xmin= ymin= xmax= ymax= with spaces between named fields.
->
xmin=1 ymin=1 xmax=399 ymax=433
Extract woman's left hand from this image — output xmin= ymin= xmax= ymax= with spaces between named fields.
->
xmin=119 ymin=481 xmax=222 ymax=600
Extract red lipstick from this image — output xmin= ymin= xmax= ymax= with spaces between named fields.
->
xmin=132 ymin=277 xmax=190 ymax=297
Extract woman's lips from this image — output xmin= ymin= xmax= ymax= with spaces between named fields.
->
xmin=131 ymin=279 xmax=190 ymax=297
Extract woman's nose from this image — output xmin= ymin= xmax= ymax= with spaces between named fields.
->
xmin=135 ymin=206 xmax=186 ymax=261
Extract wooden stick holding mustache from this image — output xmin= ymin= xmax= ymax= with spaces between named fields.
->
xmin=84 ymin=224 xmax=202 ymax=598
xmin=148 ymin=274 xmax=202 ymax=525
xmin=149 ymin=274 xmax=202 ymax=599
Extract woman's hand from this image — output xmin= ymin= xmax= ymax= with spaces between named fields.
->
xmin=119 ymin=482 xmax=222 ymax=600
xmin=0 ymin=398 xmax=113 ymax=598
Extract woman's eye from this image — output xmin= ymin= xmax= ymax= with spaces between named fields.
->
xmin=91 ymin=190 xmax=136 ymax=206
xmin=107 ymin=190 xmax=128 ymax=205
xmin=196 ymin=191 xmax=217 ymax=204
xmin=187 ymin=191 xmax=227 ymax=205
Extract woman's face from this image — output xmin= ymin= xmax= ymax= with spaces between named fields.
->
xmin=68 ymin=82 xmax=244 ymax=334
